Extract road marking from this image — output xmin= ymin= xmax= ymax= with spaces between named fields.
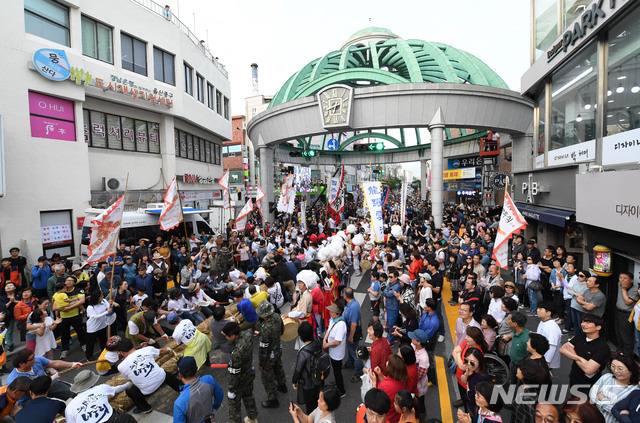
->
xmin=442 ymin=278 xmax=460 ymax=347
xmin=435 ymin=355 xmax=454 ymax=423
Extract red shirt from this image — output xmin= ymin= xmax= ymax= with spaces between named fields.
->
xmin=456 ymin=340 xmax=484 ymax=388
xmin=370 ymin=337 xmax=392 ymax=376
xmin=310 ymin=286 xmax=324 ymax=315
xmin=378 ymin=377 xmax=408 ymax=423
xmin=406 ymin=363 xmax=418 ymax=396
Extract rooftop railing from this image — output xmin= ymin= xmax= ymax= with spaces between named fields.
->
xmin=131 ymin=0 xmax=228 ymax=78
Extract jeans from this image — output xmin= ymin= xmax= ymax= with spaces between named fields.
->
xmin=426 ymin=340 xmax=437 ymax=384
xmin=435 ymin=298 xmax=445 ymax=336
xmin=181 ymin=310 xmax=204 ymax=325
xmin=564 ymin=299 xmax=573 ymax=331
xmin=528 ymin=288 xmax=538 ymax=315
xmin=126 ymin=372 xmax=182 ymax=409
xmin=571 ymin=308 xmax=583 ymax=335
xmin=387 ymin=309 xmax=399 ymax=344
xmin=346 ymin=340 xmax=364 ymax=374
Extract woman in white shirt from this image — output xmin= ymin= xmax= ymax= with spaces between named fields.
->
xmin=168 ymin=289 xmax=203 ymax=324
xmin=288 ymin=385 xmax=340 ymax=423
xmin=323 ymin=303 xmax=347 ymax=397
xmin=522 ymin=256 xmax=542 ymax=316
xmin=589 ymin=353 xmax=639 ymax=423
xmin=86 ymin=289 xmax=113 ymax=361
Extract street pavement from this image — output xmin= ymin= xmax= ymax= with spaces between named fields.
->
xmin=1 ymin=270 xmax=582 ymax=423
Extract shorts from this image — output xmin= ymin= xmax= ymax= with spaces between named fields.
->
xmin=371 ymin=298 xmax=381 ymax=317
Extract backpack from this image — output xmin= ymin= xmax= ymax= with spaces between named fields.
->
xmin=307 ymin=343 xmax=331 ymax=386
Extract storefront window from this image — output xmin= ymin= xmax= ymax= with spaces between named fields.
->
xmin=606 ymin=7 xmax=640 ymax=135
xmin=535 ymin=0 xmax=558 ymax=61
xmin=550 ymin=44 xmax=597 ymax=151
xmin=536 ymin=89 xmax=546 ymax=163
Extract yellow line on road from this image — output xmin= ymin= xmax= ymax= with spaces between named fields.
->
xmin=435 ymin=355 xmax=453 ymax=423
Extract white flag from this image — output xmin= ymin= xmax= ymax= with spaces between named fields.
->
xmin=219 ymin=170 xmax=230 ymax=210
xmin=235 ymin=199 xmax=253 ymax=231
xmin=87 ymin=197 xmax=125 ymax=263
xmin=159 ymin=177 xmax=183 ymax=231
xmin=492 ymin=191 xmax=528 ymax=269
xmin=256 ymin=184 xmax=266 ymax=216
xmin=277 ymin=174 xmax=294 ymax=213
xmin=362 ymin=181 xmax=385 ymax=243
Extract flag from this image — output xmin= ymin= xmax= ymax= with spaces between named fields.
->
xmin=255 ymin=184 xmax=266 ymax=217
xmin=362 ymin=181 xmax=384 ymax=243
xmin=235 ymin=199 xmax=253 ymax=231
xmin=401 ymin=179 xmax=408 ymax=223
xmin=381 ymin=185 xmax=389 ymax=206
xmin=219 ymin=169 xmax=230 ymax=210
xmin=87 ymin=196 xmax=125 ymax=263
xmin=159 ymin=177 xmax=183 ymax=231
xmin=492 ymin=191 xmax=528 ymax=269
xmin=328 ymin=166 xmax=345 ymax=222
xmin=300 ymin=200 xmax=307 ymax=232
xmin=277 ymin=174 xmax=294 ymax=213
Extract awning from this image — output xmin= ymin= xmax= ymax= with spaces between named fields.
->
xmin=515 ymin=203 xmax=574 ymax=227
xmin=145 ymin=208 xmax=212 ymax=215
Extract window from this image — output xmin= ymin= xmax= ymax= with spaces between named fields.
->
xmin=224 ymin=97 xmax=230 ymax=119
xmin=534 ymin=0 xmax=558 ymax=61
xmin=153 ymin=47 xmax=175 ymax=85
xmin=535 ymin=89 xmax=546 ymax=165
xmin=84 ymin=108 xmax=160 ymax=154
xmin=223 ymin=144 xmax=242 ymax=157
xmin=24 ymin=0 xmax=69 ymax=46
xmin=550 ymin=44 xmax=597 ymax=151
xmin=121 ymin=33 xmax=147 ymax=75
xmin=216 ymin=90 xmax=222 ymax=115
xmin=184 ymin=63 xmax=193 ymax=95
xmin=606 ymin=8 xmax=640 ymax=136
xmin=174 ymin=129 xmax=219 ymax=164
xmin=196 ymin=74 xmax=205 ymax=103
xmin=40 ymin=210 xmax=74 ymax=258
xmin=207 ymin=83 xmax=215 ymax=109
xmin=81 ymin=16 xmax=112 ymax=63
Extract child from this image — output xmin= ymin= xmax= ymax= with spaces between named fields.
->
xmin=131 ymin=285 xmax=148 ymax=312
xmin=395 ymin=390 xmax=418 ymax=423
xmin=417 ymin=274 xmax=433 ymax=313
xmin=52 ymin=282 xmax=79 ymax=312
xmin=356 ymin=345 xmax=371 ymax=370
xmin=28 ymin=306 xmax=60 ymax=359
xmin=367 ymin=271 xmax=381 ymax=322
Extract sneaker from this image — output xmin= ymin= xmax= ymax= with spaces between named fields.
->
xmin=340 ymin=392 xmax=347 ymax=398
xmin=60 ymin=350 xmax=69 ymax=359
xmin=81 ymin=345 xmax=86 ymax=352
xmin=437 ymin=334 xmax=445 ymax=343
xmin=428 ymin=381 xmax=436 ymax=387
xmin=562 ymin=329 xmax=570 ymax=334
xmin=7 ymin=345 xmax=14 ymax=353
xmin=527 ymin=313 xmax=536 ymax=317
xmin=132 ymin=406 xmax=153 ymax=414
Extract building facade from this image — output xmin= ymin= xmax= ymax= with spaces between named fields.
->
xmin=0 ymin=0 xmax=230 ymax=261
xmin=517 ymin=0 xmax=640 ymax=336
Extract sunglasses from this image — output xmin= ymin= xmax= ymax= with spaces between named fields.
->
xmin=464 ymin=359 xmax=477 ymax=366
xmin=578 ymin=274 xmax=586 ymax=277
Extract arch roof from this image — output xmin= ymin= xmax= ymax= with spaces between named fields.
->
xmin=269 ymin=29 xmax=509 ymax=108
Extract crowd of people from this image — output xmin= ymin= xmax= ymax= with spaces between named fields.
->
xmin=0 ymin=198 xmax=639 ymax=423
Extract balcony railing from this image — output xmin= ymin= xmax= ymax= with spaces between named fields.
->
xmin=131 ymin=0 xmax=228 ymax=78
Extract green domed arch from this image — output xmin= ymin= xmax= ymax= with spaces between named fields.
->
xmin=269 ymin=31 xmax=509 ymax=109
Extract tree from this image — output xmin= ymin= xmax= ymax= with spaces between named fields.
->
xmin=385 ymin=177 xmax=403 ymax=190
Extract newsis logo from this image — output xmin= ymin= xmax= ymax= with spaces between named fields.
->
xmin=489 ymin=385 xmax=590 ymax=405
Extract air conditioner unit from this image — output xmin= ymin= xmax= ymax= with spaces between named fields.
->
xmin=104 ymin=177 xmax=127 ymax=192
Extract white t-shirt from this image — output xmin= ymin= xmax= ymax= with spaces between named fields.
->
xmin=132 ymin=294 xmax=148 ymax=310
xmin=488 ymin=298 xmax=506 ymax=324
xmin=309 ymin=408 xmax=336 ymax=423
xmin=536 ymin=319 xmax=562 ymax=369
xmin=229 ymin=269 xmax=244 ymax=283
xmin=86 ymin=300 xmax=110 ymax=333
xmin=66 ymin=384 xmax=116 ymax=423
xmin=117 ymin=347 xmax=165 ymax=395
xmin=326 ymin=319 xmax=346 ymax=361
xmin=172 ymin=319 xmax=196 ymax=346
xmin=267 ymin=284 xmax=284 ymax=309
xmin=168 ymin=298 xmax=191 ymax=315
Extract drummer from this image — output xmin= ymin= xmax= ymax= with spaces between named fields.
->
xmin=283 ymin=270 xmax=318 ymax=348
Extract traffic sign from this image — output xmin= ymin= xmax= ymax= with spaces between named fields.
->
xmin=492 ymin=172 xmax=508 ymax=189
xmin=327 ymin=138 xmax=338 ymax=151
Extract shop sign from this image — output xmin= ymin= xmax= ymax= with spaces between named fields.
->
xmin=30 ymin=116 xmax=76 ymax=142
xmin=602 ymin=127 xmax=640 ymax=166
xmin=536 ymin=154 xmax=544 ymax=169
xmin=180 ymin=190 xmax=221 ymax=201
xmin=32 ymin=49 xmax=70 ymax=81
xmin=444 ymin=181 xmax=476 ymax=191
xmin=522 ymin=173 xmax=540 ymax=204
xmin=32 ymin=49 xmax=174 ymax=108
xmin=448 ymin=156 xmax=483 ymax=169
xmin=548 ymin=140 xmax=595 ymax=167
xmin=28 ymin=92 xmax=76 ymax=142
xmin=443 ymin=167 xmax=476 ymax=181
xmin=492 ymin=172 xmax=509 ymax=189
xmin=546 ymin=0 xmax=613 ymax=63
xmin=576 ymin=169 xmax=640 ymax=237
xmin=182 ymin=174 xmax=213 ymax=184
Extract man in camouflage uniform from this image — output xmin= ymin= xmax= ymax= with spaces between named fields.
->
xmin=222 ymin=321 xmax=258 ymax=423
xmin=214 ymin=247 xmax=231 ymax=276
xmin=256 ymin=301 xmax=287 ymax=409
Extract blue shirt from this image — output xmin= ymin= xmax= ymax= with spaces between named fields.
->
xmin=134 ymin=274 xmax=153 ymax=295
xmin=15 ymin=396 xmax=65 ymax=423
xmin=237 ymin=298 xmax=258 ymax=324
xmin=419 ymin=312 xmax=439 ymax=340
xmin=173 ymin=375 xmax=224 ymax=423
xmin=30 ymin=265 xmax=51 ymax=290
xmin=343 ymin=299 xmax=361 ymax=329
xmin=7 ymin=356 xmax=51 ymax=404
xmin=383 ymin=281 xmax=402 ymax=310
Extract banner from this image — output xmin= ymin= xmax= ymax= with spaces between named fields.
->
xmin=219 ymin=169 xmax=230 ymax=210
xmin=401 ymin=179 xmax=408 ymax=223
xmin=362 ymin=181 xmax=385 ymax=243
xmin=255 ymin=184 xmax=266 ymax=217
xmin=492 ymin=191 xmax=528 ymax=269
xmin=300 ymin=200 xmax=307 ymax=232
xmin=381 ymin=185 xmax=389 ymax=206
xmin=87 ymin=196 xmax=125 ymax=263
xmin=277 ymin=174 xmax=295 ymax=213
xmin=328 ymin=166 xmax=345 ymax=223
xmin=234 ymin=199 xmax=253 ymax=231
xmin=159 ymin=177 xmax=183 ymax=231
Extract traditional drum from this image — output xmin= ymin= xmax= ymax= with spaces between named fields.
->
xmin=360 ymin=259 xmax=372 ymax=270
xmin=281 ymin=317 xmax=300 ymax=341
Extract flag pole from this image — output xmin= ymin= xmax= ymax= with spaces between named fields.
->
xmin=175 ymin=176 xmax=191 ymax=259
xmin=107 ymin=172 xmax=129 ymax=338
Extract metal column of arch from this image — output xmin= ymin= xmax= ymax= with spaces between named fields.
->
xmin=420 ymin=160 xmax=427 ymax=201
xmin=429 ymin=108 xmax=445 ymax=228
xmin=258 ymin=146 xmax=275 ymax=224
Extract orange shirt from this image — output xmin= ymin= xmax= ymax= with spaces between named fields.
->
xmin=0 ymin=386 xmax=17 ymax=419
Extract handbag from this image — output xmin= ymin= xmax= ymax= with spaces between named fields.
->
xmin=528 ymin=280 xmax=543 ymax=291
xmin=447 ymin=356 xmax=458 ymax=374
